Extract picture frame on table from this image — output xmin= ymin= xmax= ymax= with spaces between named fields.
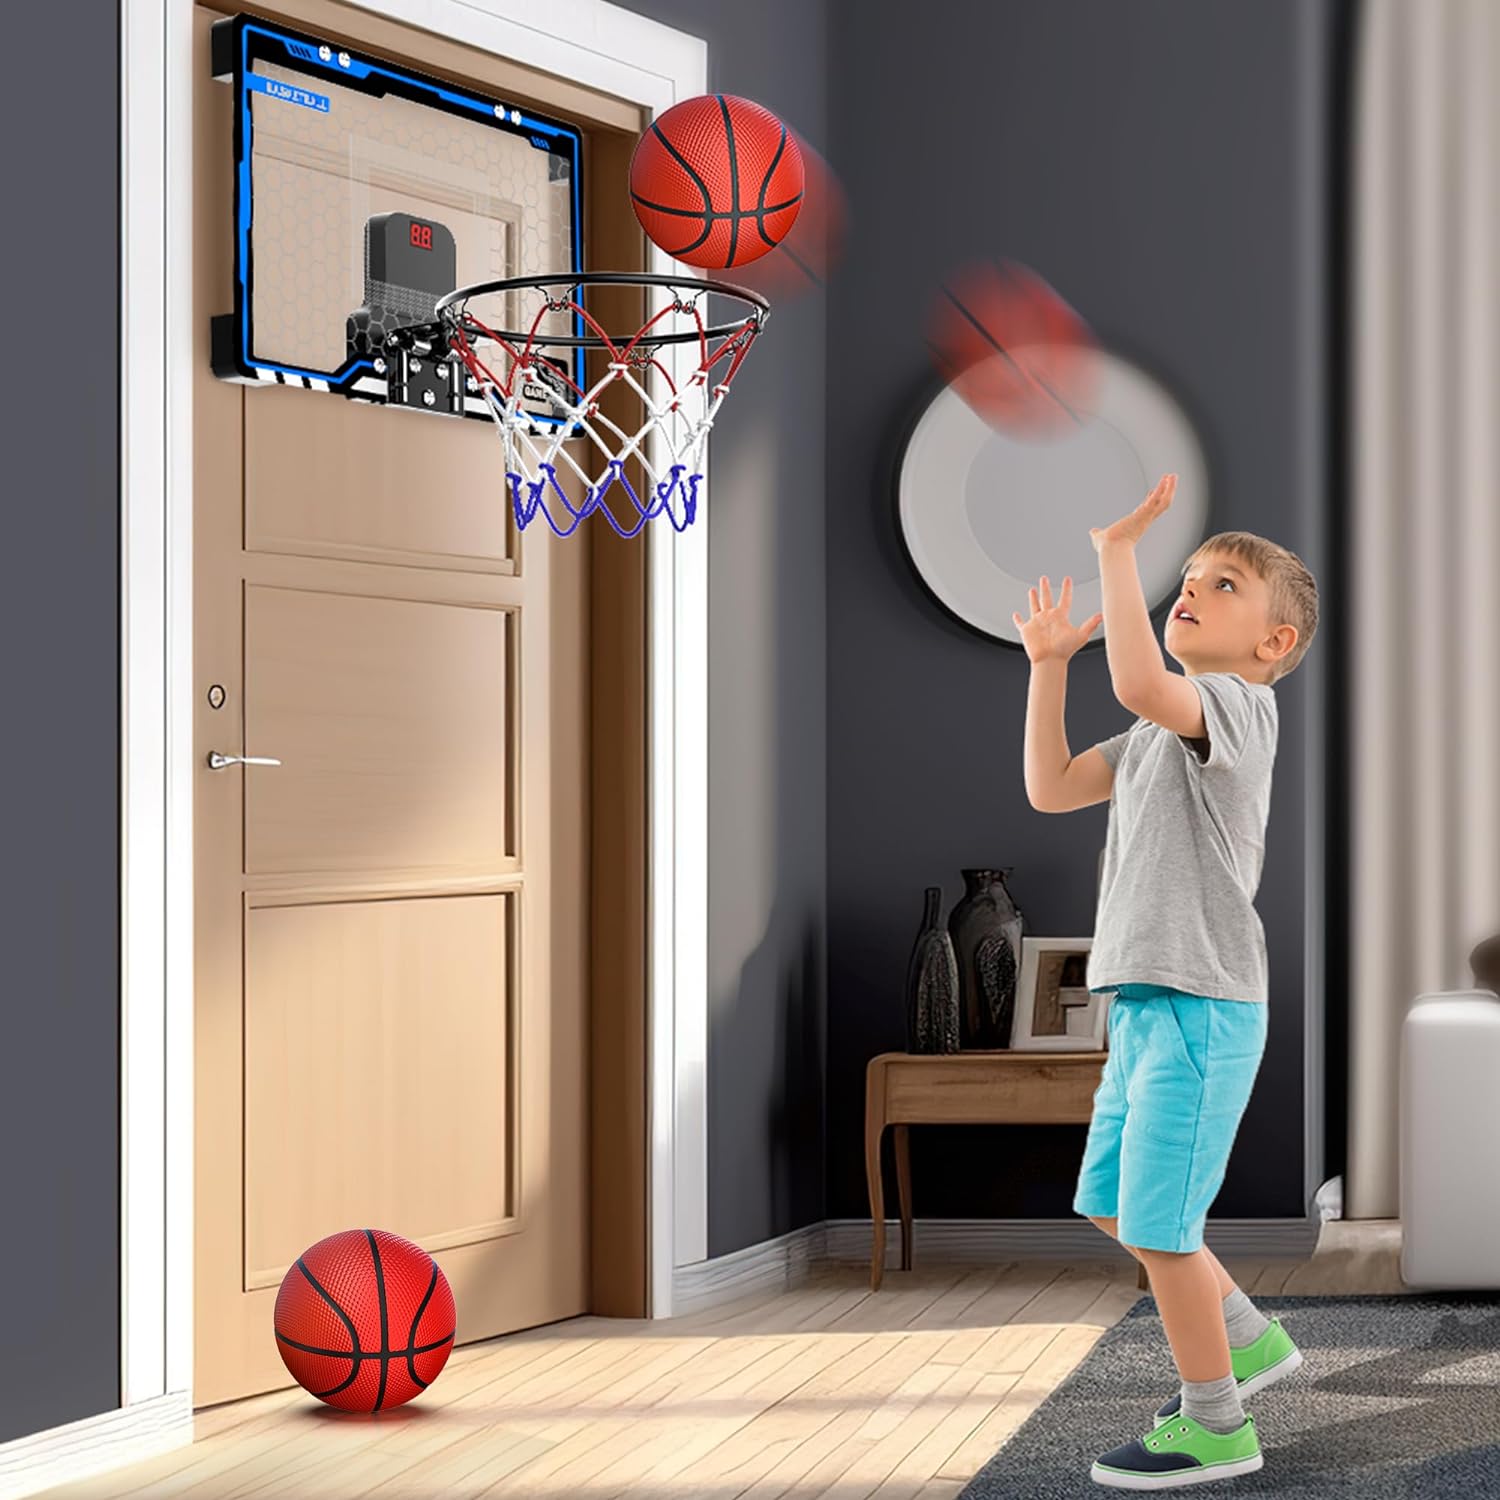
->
xmin=1011 ymin=936 xmax=1111 ymax=1051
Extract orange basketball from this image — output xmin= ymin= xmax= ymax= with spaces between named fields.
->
xmin=927 ymin=260 xmax=1101 ymax=438
xmin=274 ymin=1228 xmax=455 ymax=1412
xmin=630 ymin=94 xmax=805 ymax=269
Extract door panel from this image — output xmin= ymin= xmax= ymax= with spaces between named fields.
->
xmin=244 ymin=585 xmax=513 ymax=875
xmin=243 ymin=892 xmax=516 ymax=1289
xmin=245 ymin=390 xmax=516 ymax=570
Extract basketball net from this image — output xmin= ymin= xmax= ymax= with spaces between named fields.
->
xmin=444 ymin=285 xmax=763 ymax=540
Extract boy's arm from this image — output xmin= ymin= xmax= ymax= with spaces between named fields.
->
xmin=1023 ymin=662 xmax=1116 ymax=811
xmin=1022 ymin=659 xmax=1079 ymax=810
xmin=1098 ymin=541 xmax=1206 ymax=740
xmin=1122 ymin=671 xmax=1208 ymax=742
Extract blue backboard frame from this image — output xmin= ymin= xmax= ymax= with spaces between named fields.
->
xmin=209 ymin=12 xmax=586 ymax=419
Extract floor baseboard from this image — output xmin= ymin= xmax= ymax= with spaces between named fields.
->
xmin=827 ymin=1216 xmax=1323 ymax=1268
xmin=670 ymin=1215 xmax=1323 ymax=1314
xmin=672 ymin=1223 xmax=828 ymax=1314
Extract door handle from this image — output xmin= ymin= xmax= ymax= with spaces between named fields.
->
xmin=207 ymin=751 xmax=283 ymax=770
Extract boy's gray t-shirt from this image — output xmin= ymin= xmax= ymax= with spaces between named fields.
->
xmin=1085 ymin=671 xmax=1278 ymax=1005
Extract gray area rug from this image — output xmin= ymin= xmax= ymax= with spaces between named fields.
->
xmin=958 ymin=1292 xmax=1500 ymax=1497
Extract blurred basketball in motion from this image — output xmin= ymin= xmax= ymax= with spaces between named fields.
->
xmin=732 ymin=132 xmax=847 ymax=301
xmin=630 ymin=94 xmax=805 ymax=269
xmin=275 ymin=1228 xmax=455 ymax=1412
xmin=926 ymin=260 xmax=1100 ymax=438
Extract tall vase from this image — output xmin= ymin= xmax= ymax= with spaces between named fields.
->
xmin=948 ymin=868 xmax=1023 ymax=1048
xmin=905 ymin=887 xmax=960 ymax=1053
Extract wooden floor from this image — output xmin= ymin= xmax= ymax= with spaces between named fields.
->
xmin=38 ymin=1222 xmax=1405 ymax=1500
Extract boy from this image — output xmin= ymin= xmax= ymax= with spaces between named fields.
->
xmin=1012 ymin=475 xmax=1319 ymax=1489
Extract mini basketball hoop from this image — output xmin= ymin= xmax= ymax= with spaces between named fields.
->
xmin=391 ymin=272 xmax=770 ymax=539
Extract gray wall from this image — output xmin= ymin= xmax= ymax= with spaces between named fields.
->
xmin=606 ymin=0 xmax=831 ymax=1257
xmin=825 ymin=0 xmax=1338 ymax=1224
xmin=0 ymin=2 xmax=121 ymax=1444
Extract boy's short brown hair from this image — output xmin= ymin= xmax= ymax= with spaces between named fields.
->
xmin=1182 ymin=532 xmax=1319 ymax=685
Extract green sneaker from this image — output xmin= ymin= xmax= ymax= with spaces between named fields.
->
xmin=1091 ymin=1412 xmax=1263 ymax=1489
xmin=1154 ymin=1316 xmax=1303 ymax=1421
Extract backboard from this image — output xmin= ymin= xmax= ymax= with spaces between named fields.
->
xmin=209 ymin=13 xmax=584 ymax=421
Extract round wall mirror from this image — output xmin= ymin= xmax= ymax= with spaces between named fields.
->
xmin=895 ymin=349 xmax=1211 ymax=650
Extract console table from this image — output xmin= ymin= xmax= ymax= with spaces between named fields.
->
xmin=864 ymin=1049 xmax=1145 ymax=1291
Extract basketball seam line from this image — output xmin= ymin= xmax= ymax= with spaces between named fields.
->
xmin=647 ymin=119 xmax=716 ymax=257
xmin=756 ymin=124 xmax=789 ymax=249
xmin=294 ymin=1256 xmax=365 ymax=1401
xmin=716 ymin=95 xmax=741 ymax=265
xmin=628 ymin=191 xmax=804 ymax=222
xmin=406 ymin=1263 xmax=441 ymax=1389
xmin=366 ymin=1228 xmax=392 ymax=1412
xmin=275 ymin=1332 xmax=454 ymax=1362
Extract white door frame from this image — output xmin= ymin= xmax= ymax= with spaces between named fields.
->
xmin=19 ymin=4 xmax=715 ymax=1494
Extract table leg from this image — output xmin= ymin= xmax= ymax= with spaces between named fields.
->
xmin=893 ymin=1124 xmax=913 ymax=1271
xmin=1137 ymin=1261 xmax=1150 ymax=1291
xmin=865 ymin=1119 xmax=886 ymax=1290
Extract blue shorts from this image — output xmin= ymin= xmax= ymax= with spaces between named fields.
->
xmin=1072 ymin=984 xmax=1267 ymax=1253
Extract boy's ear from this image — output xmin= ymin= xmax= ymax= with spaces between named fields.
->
xmin=1260 ymin=624 xmax=1298 ymax=661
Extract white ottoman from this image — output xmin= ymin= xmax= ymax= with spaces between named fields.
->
xmin=1399 ymin=988 xmax=1500 ymax=1288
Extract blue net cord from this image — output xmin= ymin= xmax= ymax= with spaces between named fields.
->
xmin=506 ymin=461 xmax=700 ymax=540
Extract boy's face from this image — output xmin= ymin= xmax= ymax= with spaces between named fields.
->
xmin=1164 ymin=553 xmax=1273 ymax=678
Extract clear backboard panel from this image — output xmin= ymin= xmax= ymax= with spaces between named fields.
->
xmin=209 ymin=13 xmax=583 ymax=420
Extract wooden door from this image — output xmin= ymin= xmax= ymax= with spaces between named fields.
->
xmin=191 ymin=4 xmax=600 ymax=1405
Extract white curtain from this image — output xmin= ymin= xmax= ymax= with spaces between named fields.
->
xmin=1349 ymin=0 xmax=1500 ymax=1217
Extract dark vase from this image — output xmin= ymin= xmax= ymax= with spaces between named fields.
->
xmin=948 ymin=868 xmax=1024 ymax=1048
xmin=905 ymin=887 xmax=960 ymax=1053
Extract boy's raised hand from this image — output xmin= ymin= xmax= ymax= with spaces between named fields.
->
xmin=1013 ymin=574 xmax=1103 ymax=664
xmin=1089 ymin=472 xmax=1177 ymax=552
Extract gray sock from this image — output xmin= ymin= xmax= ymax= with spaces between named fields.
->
xmin=1181 ymin=1370 xmax=1245 ymax=1434
xmin=1221 ymin=1286 xmax=1271 ymax=1349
